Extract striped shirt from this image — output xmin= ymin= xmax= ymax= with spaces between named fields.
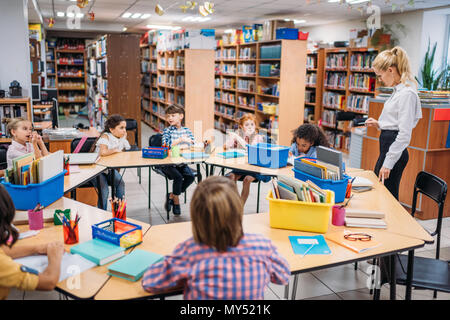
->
xmin=141 ymin=233 xmax=290 ymax=300
xmin=162 ymin=125 xmax=194 ymax=148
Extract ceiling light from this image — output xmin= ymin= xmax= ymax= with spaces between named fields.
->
xmin=57 ymin=12 xmax=65 ymax=17
xmin=284 ymin=19 xmax=291 ymax=22
xmin=123 ymin=27 xmax=127 ymax=31
xmin=76 ymin=13 xmax=84 ymax=18
xmin=348 ymin=0 xmax=369 ymax=3
xmin=146 ymin=25 xmax=181 ymax=30
xmin=122 ymin=12 xmax=132 ymax=18
xmin=141 ymin=13 xmax=151 ymax=19
xmin=131 ymin=13 xmax=142 ymax=19
xmin=67 ymin=12 xmax=74 ymax=17
xmin=294 ymin=19 xmax=306 ymax=24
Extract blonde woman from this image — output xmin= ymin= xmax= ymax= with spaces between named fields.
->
xmin=365 ymin=46 xmax=422 ymax=199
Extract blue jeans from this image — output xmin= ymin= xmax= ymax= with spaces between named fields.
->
xmin=94 ymin=170 xmax=125 ymax=210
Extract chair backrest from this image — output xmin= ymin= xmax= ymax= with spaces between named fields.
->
xmin=126 ymin=118 xmax=138 ymax=147
xmin=149 ymin=133 xmax=163 ymax=147
xmin=414 ymin=171 xmax=447 ymax=206
xmin=70 ymin=137 xmax=98 ymax=153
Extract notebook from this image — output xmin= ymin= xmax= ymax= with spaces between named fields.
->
xmin=181 ymin=152 xmax=208 ymax=159
xmin=352 ymin=176 xmax=374 ymax=188
xmin=295 ymin=160 xmax=323 ymax=179
xmin=325 ymin=230 xmax=382 ymax=253
xmin=344 ymin=217 xmax=387 ymax=229
xmin=289 ymin=235 xmax=331 ymax=256
xmin=107 ymin=249 xmax=164 ymax=282
xmin=278 ymin=175 xmax=306 ymax=201
xmin=70 ymin=239 xmax=125 ymax=266
xmin=277 ymin=183 xmax=298 ymax=201
xmin=38 ymin=150 xmax=64 ymax=183
xmin=65 ymin=153 xmax=100 ymax=165
xmin=217 ymin=151 xmax=246 ymax=159
xmin=345 ymin=209 xmax=385 ymax=219
xmin=271 ymin=180 xmax=280 ymax=199
xmin=316 ymin=146 xmax=344 ymax=179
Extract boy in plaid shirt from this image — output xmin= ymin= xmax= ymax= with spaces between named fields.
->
xmin=142 ymin=176 xmax=290 ymax=299
xmin=161 ymin=104 xmax=196 ymax=216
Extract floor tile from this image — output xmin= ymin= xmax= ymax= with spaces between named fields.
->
xmin=311 ymin=264 xmax=369 ymax=293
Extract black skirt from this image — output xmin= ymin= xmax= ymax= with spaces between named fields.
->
xmin=374 ymin=130 xmax=409 ymax=200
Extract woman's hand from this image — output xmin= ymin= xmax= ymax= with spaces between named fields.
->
xmin=365 ymin=118 xmax=379 ymax=129
xmin=378 ymin=167 xmax=391 ymax=184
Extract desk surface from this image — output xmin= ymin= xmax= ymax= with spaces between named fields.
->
xmin=64 ymin=164 xmax=106 ymax=193
xmin=94 ymin=212 xmax=424 ymax=300
xmin=15 ymin=197 xmax=151 ymax=300
xmin=96 ymin=151 xmax=206 ymax=168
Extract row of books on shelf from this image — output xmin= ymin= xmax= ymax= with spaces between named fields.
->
xmin=57 ymin=56 xmax=83 ymax=65
xmin=94 ymin=94 xmax=108 ymax=116
xmin=238 ymin=95 xmax=255 ymax=107
xmin=57 ymin=81 xmax=86 ymax=90
xmin=326 ymin=53 xmax=347 ymax=69
xmin=237 ymin=79 xmax=256 ymax=92
xmin=141 ymin=61 xmax=158 ymax=73
xmin=417 ymin=90 xmax=450 ymax=104
xmin=97 ymin=77 xmax=108 ymax=97
xmin=46 ymin=78 xmax=56 ymax=88
xmin=57 ymin=69 xmax=84 ymax=77
xmin=0 ymin=105 xmax=28 ymax=137
xmin=215 ymin=120 xmax=238 ymax=133
xmin=94 ymin=37 xmax=107 ymax=58
xmin=324 ymin=72 xmax=346 ymax=89
xmin=258 ymin=83 xmax=279 ymax=96
xmin=324 ymin=131 xmax=350 ymax=151
xmin=221 ymin=64 xmax=236 ymax=75
xmin=59 ymin=94 xmax=86 ymax=102
xmin=305 ymin=91 xmax=316 ymax=104
xmin=348 ymin=74 xmax=376 ymax=91
xmin=215 ymin=104 xmax=235 ymax=118
xmin=306 ymin=73 xmax=316 ymax=86
xmin=323 ymin=91 xmax=345 ymax=109
xmin=239 ymin=47 xmax=256 ymax=60
xmin=238 ymin=63 xmax=256 ymax=75
xmin=350 ymin=52 xmax=377 ymax=70
xmin=347 ymin=94 xmax=370 ymax=113
xmin=216 ymin=91 xmax=236 ymax=104
xmin=221 ymin=48 xmax=236 ymax=59
xmin=56 ymin=39 xmax=85 ymax=51
xmin=306 ymin=55 xmax=316 ymax=69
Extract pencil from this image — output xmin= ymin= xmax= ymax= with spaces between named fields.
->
xmin=301 ymin=244 xmax=315 ymax=258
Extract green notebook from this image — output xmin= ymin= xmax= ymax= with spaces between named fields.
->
xmin=107 ymin=249 xmax=164 ymax=282
xmin=70 ymin=239 xmax=125 ymax=266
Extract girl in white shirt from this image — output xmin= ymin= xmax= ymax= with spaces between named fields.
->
xmin=365 ymin=46 xmax=422 ymax=200
xmin=92 ymin=114 xmax=130 ymax=209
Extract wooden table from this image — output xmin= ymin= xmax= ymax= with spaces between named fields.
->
xmin=64 ymin=164 xmax=106 ymax=194
xmin=94 ymin=212 xmax=425 ymax=300
xmin=14 ymin=197 xmax=151 ymax=300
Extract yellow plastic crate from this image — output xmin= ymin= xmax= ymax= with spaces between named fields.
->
xmin=266 ymin=189 xmax=335 ymax=233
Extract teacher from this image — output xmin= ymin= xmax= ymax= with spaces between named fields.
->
xmin=365 ymin=46 xmax=422 ymax=200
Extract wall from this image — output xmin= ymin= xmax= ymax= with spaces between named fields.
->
xmin=0 ymin=0 xmax=31 ymax=97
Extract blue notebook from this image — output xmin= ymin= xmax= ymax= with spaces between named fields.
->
xmin=107 ymin=249 xmax=164 ymax=282
xmin=289 ymin=235 xmax=331 ymax=256
xmin=70 ymin=239 xmax=125 ymax=266
xmin=217 ymin=151 xmax=246 ymax=159
xmin=295 ymin=161 xmax=323 ymax=179
xmin=181 ymin=152 xmax=208 ymax=159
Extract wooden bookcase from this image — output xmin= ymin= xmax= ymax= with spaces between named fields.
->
xmin=141 ymin=47 xmax=214 ymax=141
xmin=215 ymin=39 xmax=307 ymax=146
xmin=304 ymin=48 xmax=324 ymax=124
xmin=87 ymin=34 xmax=141 ymax=147
xmin=320 ymin=47 xmax=378 ymax=153
xmin=29 ymin=39 xmax=43 ymax=85
xmin=45 ymin=40 xmax=56 ymax=89
xmin=0 ymin=98 xmax=32 ymax=142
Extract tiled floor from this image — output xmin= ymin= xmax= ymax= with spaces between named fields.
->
xmin=7 ymin=122 xmax=450 ymax=300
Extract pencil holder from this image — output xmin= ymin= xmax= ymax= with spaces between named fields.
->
xmin=332 ymin=205 xmax=346 ymax=226
xmin=64 ymin=162 xmax=70 ymax=176
xmin=63 ymin=221 xmax=79 ymax=245
xmin=345 ymin=182 xmax=352 ymax=198
xmin=54 ymin=209 xmax=71 ymax=225
xmin=28 ymin=209 xmax=44 ymax=230
xmin=112 ymin=207 xmax=127 ymax=221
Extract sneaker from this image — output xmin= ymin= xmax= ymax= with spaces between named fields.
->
xmin=164 ymin=194 xmax=173 ymax=212
xmin=173 ymin=204 xmax=181 ymax=215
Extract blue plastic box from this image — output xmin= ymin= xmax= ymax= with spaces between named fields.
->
xmin=142 ymin=147 xmax=168 ymax=159
xmin=293 ymin=168 xmax=350 ymax=203
xmin=1 ymin=170 xmax=66 ymax=210
xmin=247 ymin=143 xmax=290 ymax=169
xmin=276 ymin=28 xmax=299 ymax=40
xmin=92 ymin=218 xmax=143 ymax=249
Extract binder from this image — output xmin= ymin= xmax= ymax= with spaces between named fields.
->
xmin=38 ymin=150 xmax=64 ymax=183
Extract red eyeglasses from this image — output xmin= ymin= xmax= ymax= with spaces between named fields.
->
xmin=344 ymin=233 xmax=372 ymax=241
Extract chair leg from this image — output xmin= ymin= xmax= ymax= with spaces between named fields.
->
xmin=138 ymin=168 xmax=141 ymax=184
xmin=354 ymin=262 xmax=358 ymax=270
xmin=165 ymin=177 xmax=170 ymax=221
xmin=184 ymin=191 xmax=187 ymax=204
xmin=257 ymin=181 xmax=261 ymax=213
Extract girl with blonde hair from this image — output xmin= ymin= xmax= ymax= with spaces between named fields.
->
xmin=365 ymin=46 xmax=422 ymax=199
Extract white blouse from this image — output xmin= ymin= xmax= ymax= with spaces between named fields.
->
xmin=95 ymin=132 xmax=131 ymax=153
xmin=378 ymin=83 xmax=422 ymax=169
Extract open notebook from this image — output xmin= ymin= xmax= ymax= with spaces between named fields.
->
xmin=65 ymin=153 xmax=100 ymax=165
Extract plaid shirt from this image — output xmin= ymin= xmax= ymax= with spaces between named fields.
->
xmin=162 ymin=125 xmax=194 ymax=148
xmin=141 ymin=233 xmax=290 ymax=300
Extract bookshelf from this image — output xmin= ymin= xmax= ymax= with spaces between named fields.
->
xmin=0 ymin=98 xmax=32 ymax=141
xmin=304 ymin=49 xmax=324 ymax=124
xmin=87 ymin=34 xmax=141 ymax=146
xmin=215 ymin=39 xmax=307 ymax=146
xmin=45 ymin=40 xmax=56 ymax=89
xmin=320 ymin=47 xmax=378 ymax=153
xmin=141 ymin=45 xmax=214 ymax=141
xmin=54 ymin=38 xmax=87 ymax=117
xmin=29 ymin=39 xmax=43 ymax=85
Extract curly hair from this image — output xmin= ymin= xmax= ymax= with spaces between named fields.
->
xmin=0 ymin=185 xmax=19 ymax=247
xmin=291 ymin=123 xmax=329 ymax=147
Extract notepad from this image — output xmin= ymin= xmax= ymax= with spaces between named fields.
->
xmin=70 ymin=239 xmax=125 ymax=266
xmin=107 ymin=249 xmax=164 ymax=282
xmin=289 ymin=235 xmax=331 ymax=256
xmin=217 ymin=151 xmax=246 ymax=159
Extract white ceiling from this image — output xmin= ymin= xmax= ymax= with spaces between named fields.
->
xmin=28 ymin=0 xmax=450 ymax=34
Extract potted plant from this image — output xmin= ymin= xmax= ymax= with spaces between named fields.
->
xmin=416 ymin=40 xmax=446 ymax=91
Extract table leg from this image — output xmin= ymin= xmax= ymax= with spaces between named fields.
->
xmin=109 ymin=169 xmax=116 ymax=200
xmin=148 ymin=167 xmax=151 ymax=209
xmin=291 ymin=274 xmax=299 ymax=300
xmin=405 ymin=250 xmax=415 ymax=300
xmin=390 ymin=255 xmax=396 ymax=300
xmin=205 ymin=164 xmax=209 ymax=177
xmin=209 ymin=164 xmax=215 ymax=176
xmin=96 ymin=175 xmax=102 ymax=209
xmin=284 ymin=283 xmax=290 ymax=300
xmin=196 ymin=163 xmax=202 ymax=183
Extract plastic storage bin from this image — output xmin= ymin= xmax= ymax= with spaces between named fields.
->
xmin=247 ymin=143 xmax=289 ymax=169
xmin=142 ymin=146 xmax=168 ymax=159
xmin=293 ymin=168 xmax=350 ymax=203
xmin=1 ymin=170 xmax=66 ymax=210
xmin=276 ymin=28 xmax=299 ymax=40
xmin=92 ymin=218 xmax=143 ymax=249
xmin=267 ymin=189 xmax=335 ymax=233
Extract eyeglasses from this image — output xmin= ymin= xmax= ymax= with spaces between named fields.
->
xmin=344 ymin=233 xmax=372 ymax=241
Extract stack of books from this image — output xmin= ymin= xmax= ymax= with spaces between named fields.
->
xmin=271 ymin=175 xmax=328 ymax=203
xmin=344 ymin=209 xmax=387 ymax=229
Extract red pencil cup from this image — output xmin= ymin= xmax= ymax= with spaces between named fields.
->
xmin=27 ymin=209 xmax=44 ymax=230
xmin=64 ymin=162 xmax=70 ymax=176
xmin=63 ymin=221 xmax=79 ymax=244
xmin=332 ymin=205 xmax=346 ymax=226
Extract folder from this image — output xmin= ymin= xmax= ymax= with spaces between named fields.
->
xmin=38 ymin=150 xmax=64 ymax=183
xmin=316 ymin=146 xmax=344 ymax=179
xmin=301 ymin=159 xmax=328 ymax=178
xmin=107 ymin=249 xmax=164 ymax=282
xmin=296 ymin=161 xmax=323 ymax=179
xmin=289 ymin=235 xmax=331 ymax=256
xmin=70 ymin=239 xmax=125 ymax=266
xmin=325 ymin=230 xmax=382 ymax=253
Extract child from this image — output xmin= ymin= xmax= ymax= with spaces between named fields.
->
xmin=225 ymin=114 xmax=270 ymax=205
xmin=141 ymin=176 xmax=290 ymax=299
xmin=0 ymin=184 xmax=64 ymax=299
xmin=289 ymin=123 xmax=329 ymax=159
xmin=6 ymin=118 xmax=49 ymax=168
xmin=161 ymin=104 xmax=196 ymax=216
xmin=92 ymin=114 xmax=130 ymax=210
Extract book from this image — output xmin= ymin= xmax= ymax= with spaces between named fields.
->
xmin=352 ymin=176 xmax=374 ymax=188
xmin=271 ymin=180 xmax=280 ymax=199
xmin=278 ymin=175 xmax=306 ymax=201
xmin=315 ymin=160 xmax=340 ymax=180
xmin=316 ymin=146 xmax=344 ymax=179
xmin=345 ymin=209 xmax=384 ymax=219
xmin=12 ymin=153 xmax=35 ymax=185
xmin=70 ymin=239 xmax=125 ymax=266
xmin=38 ymin=150 xmax=64 ymax=183
xmin=277 ymin=183 xmax=298 ymax=201
xmin=325 ymin=230 xmax=382 ymax=253
xmin=276 ymin=180 xmax=294 ymax=193
xmin=301 ymin=159 xmax=328 ymax=179
xmin=107 ymin=249 xmax=164 ymax=282
xmin=289 ymin=235 xmax=331 ymax=256
xmin=344 ymin=217 xmax=387 ymax=229
xmin=296 ymin=160 xmax=323 ymax=179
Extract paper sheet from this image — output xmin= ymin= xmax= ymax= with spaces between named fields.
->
xmin=69 ymin=165 xmax=81 ymax=173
